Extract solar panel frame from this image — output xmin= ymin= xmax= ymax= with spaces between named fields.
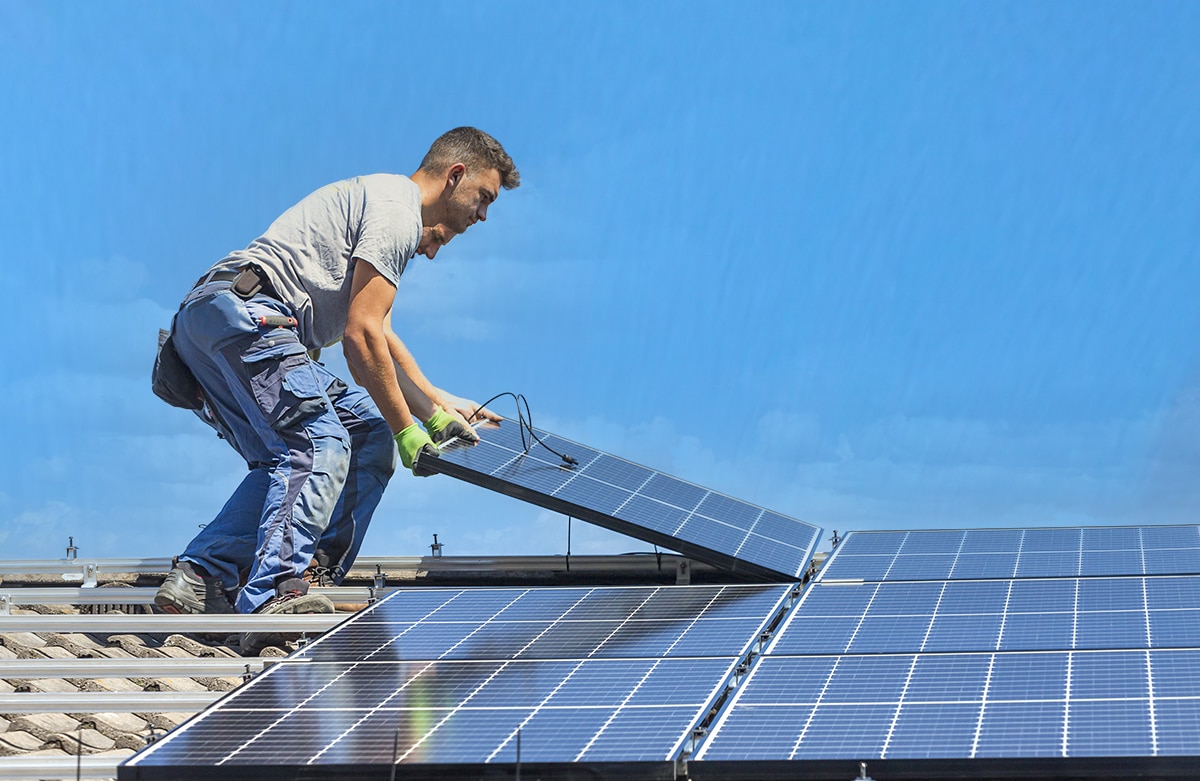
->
xmin=414 ymin=422 xmax=822 ymax=581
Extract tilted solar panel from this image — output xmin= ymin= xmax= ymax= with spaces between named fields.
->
xmin=414 ymin=422 xmax=822 ymax=581
xmin=693 ymin=525 xmax=1200 ymax=778
xmin=818 ymin=526 xmax=1200 ymax=582
xmin=122 ymin=583 xmax=791 ymax=779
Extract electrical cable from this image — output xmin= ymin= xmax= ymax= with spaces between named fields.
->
xmin=466 ymin=392 xmax=578 ymax=467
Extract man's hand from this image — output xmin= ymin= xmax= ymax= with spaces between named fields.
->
xmin=424 ymin=406 xmax=480 ymax=444
xmin=439 ymin=391 xmax=503 ymax=425
xmin=394 ymin=424 xmax=438 ymax=476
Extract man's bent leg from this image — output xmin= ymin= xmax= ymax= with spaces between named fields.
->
xmin=313 ymin=385 xmax=397 ymax=582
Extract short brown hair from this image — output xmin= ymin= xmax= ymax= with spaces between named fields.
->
xmin=419 ymin=127 xmax=520 ymax=190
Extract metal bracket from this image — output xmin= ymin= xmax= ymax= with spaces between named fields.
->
xmin=0 ymin=594 xmax=9 ymax=616
xmin=675 ymin=558 xmax=691 ymax=585
xmin=82 ymin=562 xmax=98 ymax=588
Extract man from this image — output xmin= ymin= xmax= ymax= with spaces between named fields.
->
xmin=154 ymin=127 xmax=519 ymax=654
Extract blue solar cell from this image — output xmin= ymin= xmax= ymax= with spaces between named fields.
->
xmin=1145 ymin=577 xmax=1200 ymax=610
xmin=790 ymin=704 xmax=894 ymax=758
xmin=1068 ymin=700 xmax=1153 ymax=756
xmin=974 ymin=701 xmax=1065 ymax=757
xmin=923 ymin=614 xmax=1002 ymax=652
xmin=1141 ymin=525 xmax=1200 ymax=549
xmin=640 ymin=473 xmax=707 ymax=511
xmin=734 ymin=533 xmax=811 ymax=578
xmin=563 ymin=589 xmax=656 ymax=621
xmin=1150 ymin=650 xmax=1200 ymax=697
xmin=1143 ymin=548 xmax=1200 ymax=575
xmin=884 ymin=554 xmax=955 ymax=581
xmin=1153 ymin=699 xmax=1200 ymax=755
xmin=578 ymin=454 xmax=655 ymax=490
xmin=738 ymin=657 xmax=838 ymax=705
xmin=1080 ymin=550 xmax=1143 ymax=577
xmin=353 ymin=589 xmax=465 ymax=623
xmin=999 ymin=613 xmax=1075 ymax=651
xmin=494 ymin=589 xmax=591 ymax=621
xmin=899 ymin=531 xmax=966 ymax=555
xmin=1074 ymin=612 xmax=1149 ymax=650
xmin=579 ymin=706 xmax=701 ymax=760
xmin=949 ymin=552 xmax=1019 ymax=579
xmin=553 ymin=475 xmax=634 ymax=516
xmin=679 ymin=515 xmax=752 ymax=556
xmin=1015 ymin=551 xmax=1081 ymax=578
xmin=752 ymin=511 xmax=815 ymax=545
xmin=627 ymin=659 xmax=733 ymax=705
xmin=467 ymin=661 xmax=580 ymax=707
xmin=699 ymin=705 xmax=814 ymax=760
xmin=495 ymin=708 xmax=614 ymax=762
xmin=937 ymin=581 xmax=1010 ymax=615
xmin=867 ymin=582 xmax=945 ymax=615
xmin=545 ymin=660 xmax=655 ymax=706
xmin=903 ymin=655 xmax=990 ymax=701
xmin=1149 ymin=610 xmax=1200 ymax=647
xmin=820 ymin=656 xmax=913 ymax=704
xmin=1007 ymin=580 xmax=1077 ymax=613
xmin=769 ymin=616 xmax=859 ymax=654
xmin=1081 ymin=526 xmax=1142 ymax=551
xmin=837 ymin=532 xmax=908 ymax=556
xmin=1023 ymin=528 xmax=1083 ymax=552
xmin=961 ymin=529 xmax=1025 ymax=553
xmin=1077 ymin=578 xmax=1145 ymax=611
xmin=1070 ymin=651 xmax=1149 ymax=698
xmin=819 ymin=554 xmax=895 ymax=581
xmin=986 ymin=653 xmax=1068 ymax=700
xmin=847 ymin=615 xmax=932 ymax=653
xmin=798 ymin=584 xmax=877 ymax=616
xmin=617 ymin=494 xmax=690 ymax=536
xmin=696 ymin=492 xmax=761 ymax=529
xmin=887 ymin=702 xmax=980 ymax=758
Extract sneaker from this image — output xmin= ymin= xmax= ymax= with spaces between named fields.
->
xmin=240 ymin=578 xmax=334 ymax=656
xmin=154 ymin=560 xmax=235 ymax=614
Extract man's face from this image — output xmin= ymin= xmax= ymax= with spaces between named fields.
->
xmin=417 ymin=166 xmax=502 ymax=260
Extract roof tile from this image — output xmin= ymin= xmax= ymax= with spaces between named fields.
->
xmin=7 ymin=713 xmax=81 ymax=741
xmin=46 ymin=727 xmax=117 ymax=754
xmin=0 ymin=730 xmax=44 ymax=755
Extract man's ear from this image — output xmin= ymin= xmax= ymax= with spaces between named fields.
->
xmin=446 ymin=163 xmax=466 ymax=190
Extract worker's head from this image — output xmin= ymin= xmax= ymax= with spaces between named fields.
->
xmin=414 ymin=127 xmax=520 ymax=259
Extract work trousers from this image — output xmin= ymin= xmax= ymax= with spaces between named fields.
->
xmin=172 ymin=281 xmax=396 ymax=613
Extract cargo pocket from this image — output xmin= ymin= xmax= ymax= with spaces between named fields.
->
xmin=243 ymin=338 xmax=331 ymax=432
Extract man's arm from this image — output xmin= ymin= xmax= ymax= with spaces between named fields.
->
xmin=342 ymin=261 xmax=417 ymax=433
xmin=382 ymin=312 xmax=502 ymax=425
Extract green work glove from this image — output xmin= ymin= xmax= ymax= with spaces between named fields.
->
xmin=394 ymin=423 xmax=438 ymax=476
xmin=424 ymin=406 xmax=479 ymax=444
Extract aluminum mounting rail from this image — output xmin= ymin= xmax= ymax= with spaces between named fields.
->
xmin=0 ymin=613 xmax=343 ymax=633
xmin=1 ymin=657 xmax=280 ymax=678
xmin=0 ymin=691 xmax=220 ymax=713
xmin=0 ymin=586 xmax=392 ymax=613
xmin=0 ymin=755 xmax=125 ymax=781
xmin=0 ymin=553 xmax=702 ymax=578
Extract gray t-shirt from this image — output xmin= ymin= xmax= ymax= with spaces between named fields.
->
xmin=210 ymin=174 xmax=421 ymax=349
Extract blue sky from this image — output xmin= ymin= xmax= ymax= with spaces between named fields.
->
xmin=1 ymin=1 xmax=1198 ymax=562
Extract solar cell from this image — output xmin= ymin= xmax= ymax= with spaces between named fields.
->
xmin=415 ymin=421 xmax=821 ymax=580
xmin=124 ymin=584 xmax=790 ymax=778
xmin=820 ymin=525 xmax=1200 ymax=582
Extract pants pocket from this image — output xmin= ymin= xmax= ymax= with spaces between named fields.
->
xmin=244 ymin=340 xmax=331 ymax=432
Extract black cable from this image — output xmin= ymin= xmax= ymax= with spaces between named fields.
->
xmin=466 ymin=392 xmax=578 ymax=467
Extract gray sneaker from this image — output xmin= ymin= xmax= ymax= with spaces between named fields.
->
xmin=154 ymin=560 xmax=235 ymax=614
xmin=240 ymin=578 xmax=334 ymax=656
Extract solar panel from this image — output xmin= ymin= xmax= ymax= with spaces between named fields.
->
xmin=819 ymin=525 xmax=1200 ymax=582
xmin=123 ymin=583 xmax=791 ymax=778
xmin=415 ymin=422 xmax=821 ymax=581
xmin=695 ymin=524 xmax=1200 ymax=772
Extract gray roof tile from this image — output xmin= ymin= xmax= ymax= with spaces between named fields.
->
xmin=46 ymin=727 xmax=116 ymax=754
xmin=0 ymin=730 xmax=44 ymax=754
xmin=7 ymin=713 xmax=81 ymax=741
